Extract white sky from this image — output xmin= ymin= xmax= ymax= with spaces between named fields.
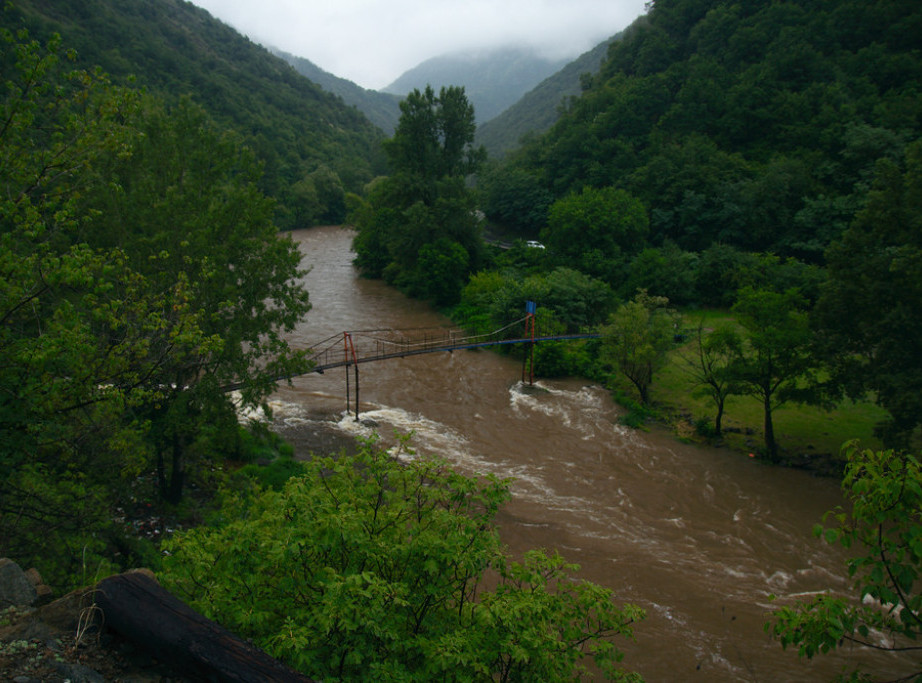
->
xmin=190 ymin=0 xmax=649 ymax=90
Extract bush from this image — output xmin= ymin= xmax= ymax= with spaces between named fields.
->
xmin=162 ymin=437 xmax=644 ymax=681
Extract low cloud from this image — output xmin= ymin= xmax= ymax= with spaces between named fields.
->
xmin=191 ymin=0 xmax=647 ymax=89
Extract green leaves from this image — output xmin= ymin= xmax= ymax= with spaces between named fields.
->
xmin=542 ymin=186 xmax=648 ymax=283
xmin=162 ymin=438 xmax=644 ymax=681
xmin=767 ymin=443 xmax=922 ymax=680
xmin=1 ymin=27 xmax=313 ymax=583
xmin=729 ymin=287 xmax=817 ymax=461
xmin=352 ymin=86 xmax=484 ymax=306
xmin=601 ymin=290 xmax=678 ymax=405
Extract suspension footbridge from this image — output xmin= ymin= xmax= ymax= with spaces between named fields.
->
xmin=295 ymin=313 xmax=600 ymax=419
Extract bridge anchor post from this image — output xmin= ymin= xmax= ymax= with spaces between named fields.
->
xmin=522 ymin=302 xmax=536 ymax=385
xmin=344 ymin=332 xmax=361 ymax=421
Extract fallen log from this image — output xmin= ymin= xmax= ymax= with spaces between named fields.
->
xmin=95 ymin=571 xmax=311 ymax=682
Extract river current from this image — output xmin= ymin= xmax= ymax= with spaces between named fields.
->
xmin=267 ymin=226 xmax=908 ymax=681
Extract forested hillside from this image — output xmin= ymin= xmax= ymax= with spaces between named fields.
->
xmin=2 ymin=0 xmax=386 ymax=228
xmin=273 ymin=47 xmax=403 ymax=134
xmin=475 ymin=34 xmax=620 ymax=159
xmin=490 ymin=0 xmax=920 ymax=260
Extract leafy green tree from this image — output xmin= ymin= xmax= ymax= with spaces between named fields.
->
xmin=694 ymin=243 xmax=756 ymax=308
xmin=162 ymin=438 xmax=644 ymax=682
xmin=681 ymin=321 xmax=743 ymax=436
xmin=479 ymin=165 xmax=552 ymax=234
xmin=454 ymin=268 xmax=614 ymax=339
xmin=81 ymin=96 xmax=312 ymax=502
xmin=352 ymin=86 xmax=485 ymax=304
xmin=541 ymin=186 xmax=648 ymax=283
xmin=414 ymin=238 xmax=470 ymax=307
xmin=541 ymin=267 xmax=616 ymax=331
xmin=730 ymin=287 xmax=816 ymax=462
xmin=813 ymin=140 xmax=922 ymax=450
xmin=0 ymin=28 xmax=208 ymax=582
xmin=767 ymin=443 xmax=922 ymax=681
xmin=284 ymin=165 xmax=346 ymax=227
xmin=623 ymin=241 xmax=699 ymax=305
xmin=600 ymin=291 xmax=677 ymax=405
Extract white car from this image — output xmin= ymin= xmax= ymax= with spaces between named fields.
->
xmin=525 ymin=240 xmax=545 ymax=249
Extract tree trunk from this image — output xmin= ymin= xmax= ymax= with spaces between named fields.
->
xmin=168 ymin=428 xmax=185 ymax=503
xmin=763 ymin=393 xmax=777 ymax=462
xmin=157 ymin=428 xmax=186 ymax=504
xmin=95 ymin=571 xmax=312 ymax=682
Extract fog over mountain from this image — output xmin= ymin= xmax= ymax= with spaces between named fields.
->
xmin=189 ymin=0 xmax=649 ymax=90
xmin=382 ymin=47 xmax=570 ymax=124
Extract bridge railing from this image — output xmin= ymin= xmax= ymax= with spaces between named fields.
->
xmin=304 ymin=319 xmax=531 ymax=371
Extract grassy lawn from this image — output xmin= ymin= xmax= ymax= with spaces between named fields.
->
xmin=642 ymin=310 xmax=886 ymax=471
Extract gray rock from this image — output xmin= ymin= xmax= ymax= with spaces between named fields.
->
xmin=0 ymin=558 xmax=38 ymax=608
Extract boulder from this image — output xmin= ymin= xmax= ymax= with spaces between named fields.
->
xmin=0 ymin=558 xmax=38 ymax=608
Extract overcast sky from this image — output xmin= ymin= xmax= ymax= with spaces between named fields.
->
xmin=189 ymin=0 xmax=649 ymax=90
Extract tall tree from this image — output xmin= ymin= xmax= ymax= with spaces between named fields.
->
xmin=813 ymin=140 xmax=922 ymax=450
xmin=0 ymin=28 xmax=208 ymax=581
xmin=730 ymin=287 xmax=815 ymax=462
xmin=541 ymin=186 xmax=648 ymax=284
xmin=82 ymin=97 xmax=312 ymax=502
xmin=351 ymin=85 xmax=485 ymax=305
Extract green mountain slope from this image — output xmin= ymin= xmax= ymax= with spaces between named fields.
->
xmin=383 ymin=47 xmax=569 ymax=124
xmin=475 ymin=35 xmax=620 ymax=159
xmin=272 ymin=48 xmax=403 ymax=134
xmin=2 ymin=0 xmax=386 ymax=228
xmin=499 ymin=0 xmax=922 ymax=260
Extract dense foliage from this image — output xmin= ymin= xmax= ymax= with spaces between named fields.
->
xmin=470 ymin=0 xmax=921 ymax=451
xmin=162 ymin=438 xmax=644 ymax=682
xmin=2 ymin=0 xmax=386 ymax=229
xmin=475 ymin=35 xmax=619 ymax=159
xmin=351 ymin=85 xmax=486 ymax=306
xmin=0 ymin=27 xmax=309 ymax=585
xmin=498 ymin=0 xmax=920 ymax=258
xmin=767 ymin=443 xmax=922 ymax=681
xmin=813 ymin=140 xmax=922 ymax=451
xmin=600 ymin=291 xmax=677 ymax=406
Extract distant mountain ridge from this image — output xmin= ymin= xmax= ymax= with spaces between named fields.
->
xmin=3 ymin=0 xmax=385 ymax=228
xmin=272 ymin=48 xmax=403 ymax=134
xmin=383 ymin=47 xmax=569 ymax=124
xmin=475 ymin=35 xmax=621 ymax=159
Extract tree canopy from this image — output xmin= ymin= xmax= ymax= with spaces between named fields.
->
xmin=352 ymin=85 xmax=486 ymax=306
xmin=162 ymin=438 xmax=645 ymax=682
xmin=0 ymin=26 xmax=310 ymax=583
xmin=813 ymin=140 xmax=922 ymax=450
xmin=3 ymin=0 xmax=386 ymax=229
xmin=487 ymin=0 xmax=921 ymax=264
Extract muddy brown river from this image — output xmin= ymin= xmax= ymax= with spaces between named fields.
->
xmin=267 ymin=226 xmax=909 ymax=681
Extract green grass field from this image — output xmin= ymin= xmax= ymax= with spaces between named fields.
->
xmin=642 ymin=310 xmax=887 ymax=471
